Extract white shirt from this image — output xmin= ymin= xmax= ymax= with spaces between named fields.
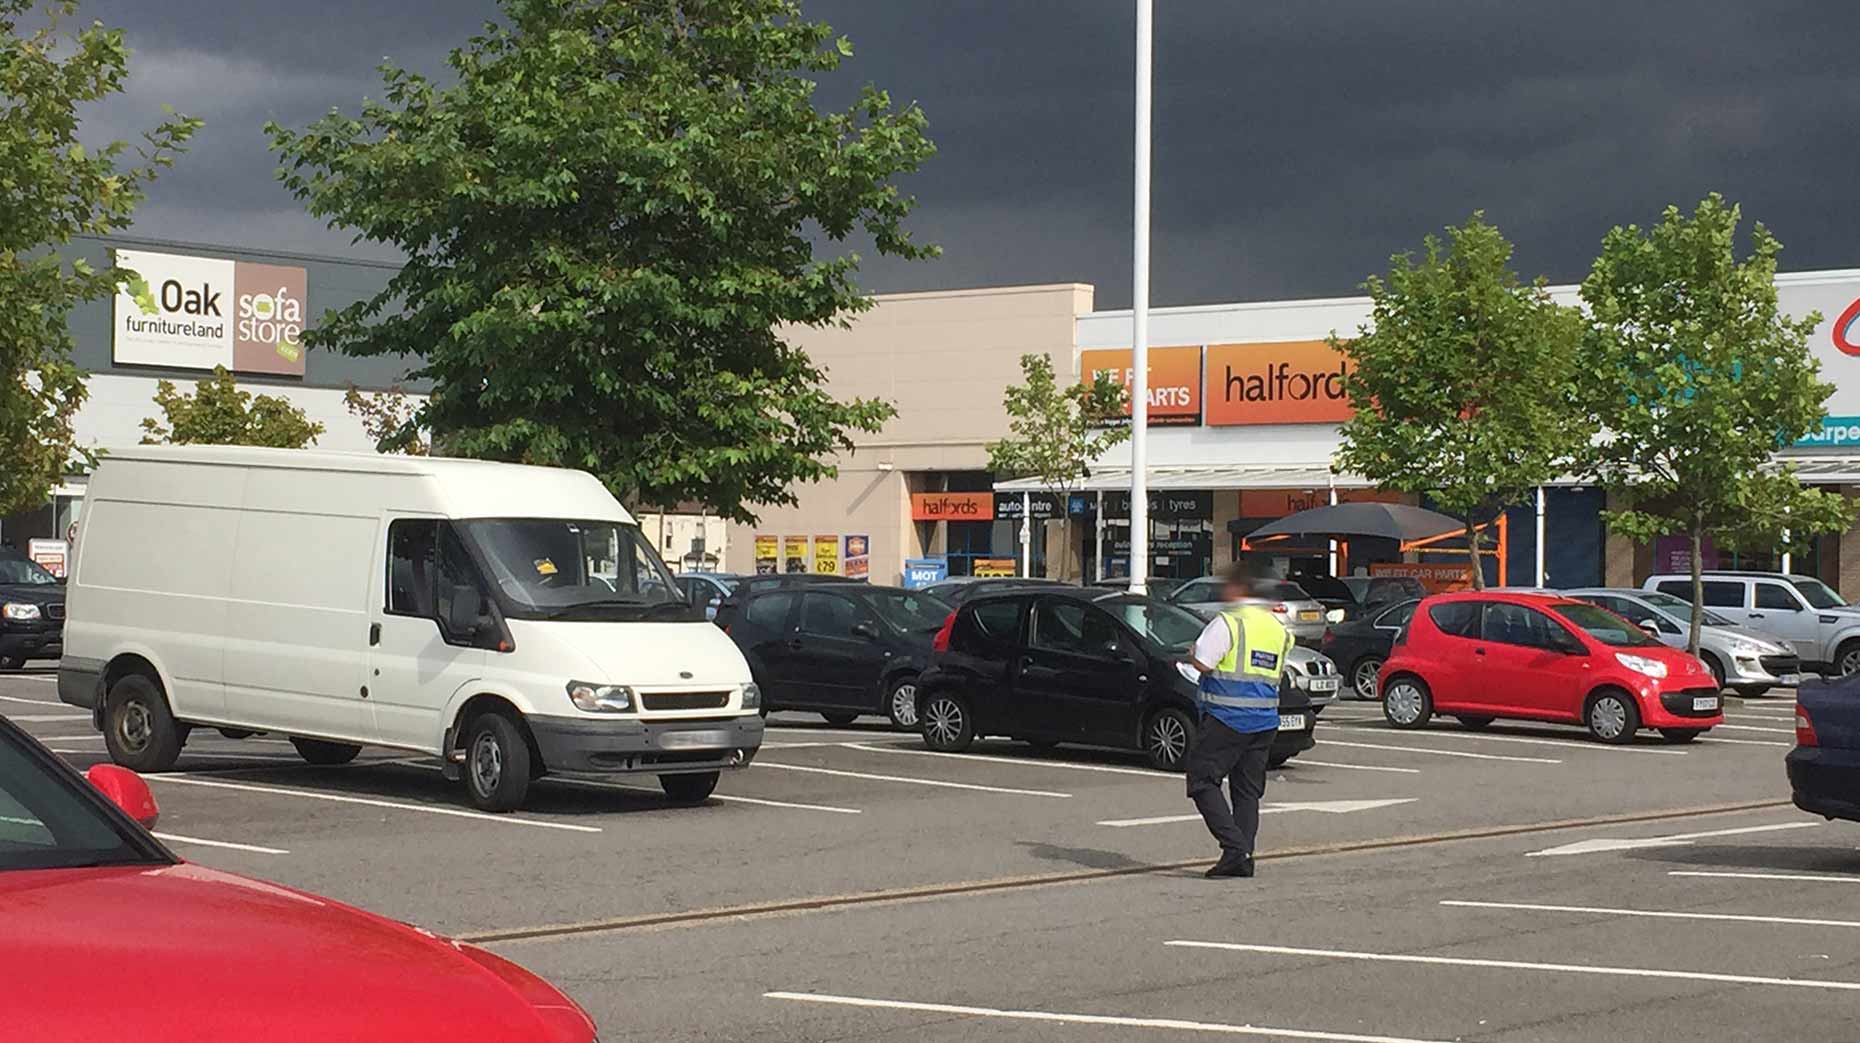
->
xmin=1176 ymin=612 xmax=1236 ymax=684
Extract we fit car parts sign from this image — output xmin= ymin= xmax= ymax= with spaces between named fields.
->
xmin=113 ymin=249 xmax=308 ymax=376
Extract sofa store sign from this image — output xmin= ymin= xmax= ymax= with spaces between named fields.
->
xmin=113 ymin=249 xmax=308 ymax=376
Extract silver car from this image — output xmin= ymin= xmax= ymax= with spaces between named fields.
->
xmin=1565 ymin=587 xmax=1802 ymax=695
xmin=1170 ymin=577 xmax=1330 ymax=645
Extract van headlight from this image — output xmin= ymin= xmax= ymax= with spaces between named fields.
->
xmin=741 ymin=683 xmax=761 ymax=710
xmin=567 ymin=681 xmax=635 ymax=713
xmin=3 ymin=602 xmax=41 ymax=621
xmin=1615 ymin=653 xmax=1668 ymax=679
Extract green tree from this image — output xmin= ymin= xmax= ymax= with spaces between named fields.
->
xmin=140 ymin=367 xmax=324 ymax=448
xmin=343 ymin=383 xmax=428 ymax=455
xmin=986 ymin=353 xmax=1129 ymax=581
xmin=265 ymin=0 xmax=935 ymax=522
xmin=0 ymin=0 xmax=198 ymax=513
xmin=1579 ymin=194 xmax=1854 ymax=652
xmin=1333 ymin=215 xmax=1589 ymax=589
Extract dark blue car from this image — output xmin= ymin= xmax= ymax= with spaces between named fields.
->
xmin=1788 ymin=676 xmax=1860 ymax=823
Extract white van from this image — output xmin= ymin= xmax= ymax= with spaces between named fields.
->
xmin=57 ymin=446 xmax=763 ymax=811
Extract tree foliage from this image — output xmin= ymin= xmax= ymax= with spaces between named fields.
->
xmin=1579 ymin=194 xmax=1853 ymax=650
xmin=0 ymin=0 xmax=198 ymax=513
xmin=265 ymin=0 xmax=936 ymax=521
xmin=140 ymin=367 xmax=324 ymax=448
xmin=986 ymin=353 xmax=1128 ymax=581
xmin=344 ymin=384 xmax=428 ymax=455
xmin=1333 ymin=215 xmax=1589 ymax=588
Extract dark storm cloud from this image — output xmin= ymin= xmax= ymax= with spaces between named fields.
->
xmin=79 ymin=0 xmax=1860 ymax=306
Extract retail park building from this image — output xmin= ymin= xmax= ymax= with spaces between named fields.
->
xmin=11 ymin=234 xmax=1860 ymax=596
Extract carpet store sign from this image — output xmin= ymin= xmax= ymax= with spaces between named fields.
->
xmin=113 ymin=249 xmax=308 ymax=376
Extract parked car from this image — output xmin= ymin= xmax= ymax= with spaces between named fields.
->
xmin=675 ymin=572 xmax=739 ymax=620
xmin=1169 ymin=576 xmax=1330 ymax=645
xmin=0 ymin=714 xmax=598 ymax=1043
xmin=1342 ymin=575 xmax=1429 ymax=614
xmin=1643 ymin=571 xmax=1860 ymax=676
xmin=1090 ymin=576 xmax=1188 ymax=600
xmin=1379 ymin=591 xmax=1724 ymax=743
xmin=1788 ymin=675 xmax=1860 ymax=823
xmin=712 ymin=573 xmax=861 ymax=629
xmin=0 ymin=546 xmax=64 ymax=670
xmin=1319 ymin=598 xmax=1420 ymax=699
xmin=60 ymin=446 xmax=762 ymax=812
xmin=920 ymin=576 xmax=1067 ymax=606
xmin=1287 ymin=570 xmax=1358 ymax=619
xmin=915 ymin=589 xmax=1333 ymax=771
xmin=726 ymin=583 xmax=953 ymax=728
xmin=1565 ymin=587 xmax=1801 ymax=695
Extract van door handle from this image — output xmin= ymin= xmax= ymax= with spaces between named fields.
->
xmin=369 ymin=622 xmax=381 ymax=646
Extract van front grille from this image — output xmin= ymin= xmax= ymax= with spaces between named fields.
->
xmin=640 ymin=691 xmax=730 ymax=712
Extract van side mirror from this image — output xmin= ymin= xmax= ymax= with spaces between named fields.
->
xmin=87 ymin=764 xmax=159 ymax=829
xmin=446 ymin=585 xmax=487 ymax=638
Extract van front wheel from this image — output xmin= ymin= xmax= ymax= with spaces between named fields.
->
xmin=462 ymin=714 xmax=532 ymax=812
xmin=104 ymin=674 xmax=183 ymax=774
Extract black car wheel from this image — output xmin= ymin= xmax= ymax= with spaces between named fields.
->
xmin=1351 ymin=656 xmax=1385 ymax=700
xmin=291 ymin=737 xmax=362 ymax=765
xmin=103 ymin=673 xmax=183 ymax=773
xmin=1659 ymin=728 xmax=1704 ymax=744
xmin=1455 ymin=715 xmax=1494 ymax=730
xmin=660 ymin=771 xmax=720 ymax=803
xmin=0 ymin=655 xmax=23 ymax=671
xmin=462 ymin=712 xmax=532 ymax=812
xmin=921 ymin=692 xmax=974 ymax=752
xmin=821 ymin=712 xmax=859 ymax=727
xmin=1144 ymin=707 xmax=1197 ymax=772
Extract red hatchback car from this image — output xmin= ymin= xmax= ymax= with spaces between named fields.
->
xmin=0 ymin=715 xmax=596 ymax=1043
xmin=1378 ymin=591 xmax=1725 ymax=743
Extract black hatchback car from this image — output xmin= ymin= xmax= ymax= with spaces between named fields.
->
xmin=1318 ymin=598 xmax=1420 ymax=699
xmin=915 ymin=589 xmax=1326 ymax=771
xmin=725 ymin=583 xmax=954 ymax=729
xmin=0 ymin=547 xmax=64 ymax=670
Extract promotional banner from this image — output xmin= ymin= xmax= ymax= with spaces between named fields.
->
xmin=113 ymin=249 xmax=308 ymax=376
xmin=902 ymin=557 xmax=949 ymax=590
xmin=1079 ymin=345 xmax=1203 ymax=426
xmin=782 ymin=535 xmax=810 ymax=574
xmin=27 ymin=539 xmax=68 ymax=579
xmin=1370 ymin=562 xmax=1472 ymax=593
xmin=910 ymin=492 xmax=993 ymax=522
xmin=813 ymin=535 xmax=840 ymax=575
xmin=1204 ymin=340 xmax=1352 ymax=426
xmin=1789 ymin=276 xmax=1860 ymax=446
xmin=753 ymin=534 xmax=779 ymax=576
xmin=972 ymin=557 xmax=1018 ymax=578
xmin=843 ymin=535 xmax=870 ymax=579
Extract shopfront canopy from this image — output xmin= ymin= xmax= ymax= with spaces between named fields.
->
xmin=1241 ymin=501 xmax=1466 ymax=542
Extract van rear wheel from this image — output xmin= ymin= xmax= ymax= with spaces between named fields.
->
xmin=659 ymin=771 xmax=719 ymax=804
xmin=103 ymin=674 xmax=183 ymax=773
xmin=462 ymin=713 xmax=532 ymax=812
xmin=290 ymin=737 xmax=361 ymax=765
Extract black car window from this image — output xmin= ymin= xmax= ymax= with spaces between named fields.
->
xmin=950 ymin=598 xmax=1025 ymax=655
xmin=1 ymin=727 xmax=164 ymax=872
xmin=1376 ymin=578 xmax=1427 ymax=603
xmin=743 ymin=592 xmax=798 ymax=631
xmin=1172 ymin=579 xmax=1223 ymax=604
xmin=867 ymin=590 xmax=951 ymax=633
xmin=1701 ymin=581 xmax=1746 ymax=608
xmin=1374 ymin=600 xmax=1417 ymax=628
xmin=0 ymin=549 xmax=57 ymax=586
xmin=800 ymin=592 xmax=868 ymax=637
xmin=1755 ymin=583 xmax=1802 ymax=611
xmin=1481 ymin=602 xmax=1568 ymax=650
xmin=1428 ymin=601 xmax=1482 ymax=638
xmin=1030 ymin=599 xmax=1122 ymax=657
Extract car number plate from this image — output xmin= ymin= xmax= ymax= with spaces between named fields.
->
xmin=1778 ymin=673 xmax=1802 ymax=686
xmin=1692 ymin=696 xmax=1720 ymax=712
xmin=1309 ymin=677 xmax=1340 ymax=693
xmin=1298 ymin=610 xmax=1321 ymax=622
xmin=1278 ymin=713 xmax=1308 ymax=731
xmin=659 ymin=729 xmax=731 ymax=750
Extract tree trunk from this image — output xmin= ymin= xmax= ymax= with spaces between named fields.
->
xmin=1057 ymin=514 xmax=1071 ymax=583
xmin=1687 ymin=525 xmax=1704 ymax=655
xmin=1466 ymin=515 xmax=1485 ymax=590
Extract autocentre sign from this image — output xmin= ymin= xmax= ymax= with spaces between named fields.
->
xmin=113 ymin=248 xmax=308 ymax=376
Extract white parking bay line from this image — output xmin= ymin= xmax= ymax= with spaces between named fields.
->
xmin=1100 ymin=798 xmax=1417 ymax=828
xmin=152 ymin=831 xmax=289 ymax=856
xmin=1525 ymin=821 xmax=1818 ymax=857
xmin=2 ymin=674 xmax=57 ymax=683
xmin=1333 ymin=723 xmax=1685 ymax=756
xmin=144 ymin=775 xmax=602 ymax=832
xmin=1670 ymin=871 xmax=1860 ymax=884
xmin=541 ymin=775 xmax=863 ymax=815
xmin=847 ymin=742 xmax=1168 ymax=778
xmin=1715 ymin=724 xmax=1796 ymax=734
xmin=1697 ymin=736 xmax=1791 ymax=747
xmin=7 ymin=713 xmax=89 ymax=723
xmin=1321 ymin=739 xmax=1559 ymax=764
xmin=0 ymin=692 xmax=59 ymax=706
xmin=1291 ymin=758 xmax=1422 ymax=775
xmin=756 ymin=761 xmax=1071 ymax=798
xmin=1165 ymin=941 xmax=1860 ymax=992
xmin=1441 ymin=899 xmax=1860 ymax=930
xmin=765 ymin=991 xmax=1455 ymax=1043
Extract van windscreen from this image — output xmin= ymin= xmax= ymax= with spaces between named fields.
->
xmin=458 ymin=519 xmax=697 ymax=622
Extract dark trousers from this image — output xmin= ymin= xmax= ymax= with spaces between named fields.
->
xmin=1184 ymin=715 xmax=1276 ymax=857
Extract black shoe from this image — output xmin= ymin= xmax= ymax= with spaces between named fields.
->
xmin=1205 ymin=853 xmax=1255 ymax=879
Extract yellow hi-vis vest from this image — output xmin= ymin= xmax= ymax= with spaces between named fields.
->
xmin=1199 ymin=604 xmax=1289 ymax=732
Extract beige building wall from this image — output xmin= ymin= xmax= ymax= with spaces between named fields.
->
xmin=725 ymin=283 xmax=1094 ymax=584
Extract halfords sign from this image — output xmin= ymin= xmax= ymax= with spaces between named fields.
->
xmin=113 ymin=249 xmax=308 ymax=376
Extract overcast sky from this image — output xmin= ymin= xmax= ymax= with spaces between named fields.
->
xmin=77 ymin=0 xmax=1860 ymax=309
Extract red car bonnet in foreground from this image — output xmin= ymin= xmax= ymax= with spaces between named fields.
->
xmin=0 ymin=720 xmax=595 ymax=1043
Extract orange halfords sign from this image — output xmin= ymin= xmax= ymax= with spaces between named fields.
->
xmin=911 ymin=492 xmax=994 ymax=522
xmin=1079 ymin=346 xmax=1202 ymax=426
xmin=1205 ymin=340 xmax=1353 ymax=426
xmin=1238 ymin=488 xmax=1401 ymax=518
